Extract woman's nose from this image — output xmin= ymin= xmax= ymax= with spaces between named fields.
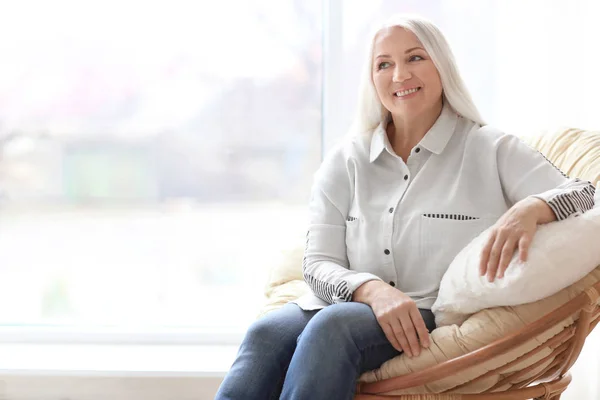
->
xmin=393 ymin=65 xmax=411 ymax=82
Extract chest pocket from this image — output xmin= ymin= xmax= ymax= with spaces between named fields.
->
xmin=420 ymin=214 xmax=497 ymax=270
xmin=345 ymin=213 xmax=361 ymax=267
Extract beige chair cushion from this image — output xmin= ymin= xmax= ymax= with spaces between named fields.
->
xmin=259 ymin=245 xmax=307 ymax=319
xmin=358 ymin=266 xmax=600 ymax=394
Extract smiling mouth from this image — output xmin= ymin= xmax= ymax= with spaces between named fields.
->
xmin=394 ymin=87 xmax=421 ymax=97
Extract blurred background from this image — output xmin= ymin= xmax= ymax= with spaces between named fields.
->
xmin=0 ymin=0 xmax=322 ymax=333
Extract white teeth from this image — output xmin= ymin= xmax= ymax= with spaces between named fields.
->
xmin=395 ymin=88 xmax=420 ymax=97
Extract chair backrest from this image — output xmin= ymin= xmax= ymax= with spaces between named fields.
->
xmin=523 ymin=127 xmax=600 ymax=186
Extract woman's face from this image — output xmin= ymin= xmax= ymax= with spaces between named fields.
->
xmin=371 ymin=26 xmax=443 ymax=119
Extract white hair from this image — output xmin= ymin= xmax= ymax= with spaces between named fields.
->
xmin=351 ymin=14 xmax=485 ymax=135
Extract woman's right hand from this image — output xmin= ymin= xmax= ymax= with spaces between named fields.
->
xmin=352 ymin=280 xmax=430 ymax=357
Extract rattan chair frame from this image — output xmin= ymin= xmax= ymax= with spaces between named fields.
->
xmin=355 ymin=280 xmax=600 ymax=400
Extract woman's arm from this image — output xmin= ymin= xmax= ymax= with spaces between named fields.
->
xmin=302 ymin=145 xmax=382 ymax=304
xmin=496 ymin=134 xmax=596 ymax=219
xmin=480 ymin=133 xmax=596 ymax=281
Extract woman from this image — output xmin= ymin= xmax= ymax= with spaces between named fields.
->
xmin=215 ymin=14 xmax=596 ymax=400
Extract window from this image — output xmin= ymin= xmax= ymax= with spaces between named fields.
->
xmin=0 ymin=0 xmax=321 ymax=340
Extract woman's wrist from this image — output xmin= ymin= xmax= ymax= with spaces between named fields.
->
xmin=526 ymin=197 xmax=556 ymax=224
xmin=352 ymin=280 xmax=388 ymax=305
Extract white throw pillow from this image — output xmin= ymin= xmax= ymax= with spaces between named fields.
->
xmin=432 ymin=206 xmax=600 ymax=327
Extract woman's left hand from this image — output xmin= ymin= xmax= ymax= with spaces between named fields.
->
xmin=479 ymin=197 xmax=552 ymax=282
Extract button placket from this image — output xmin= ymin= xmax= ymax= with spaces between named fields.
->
xmin=383 ymin=165 xmax=407 ymax=285
xmin=402 ymin=161 xmax=411 ymax=181
xmin=382 ymin=197 xmax=396 ymax=272
xmin=409 ymin=147 xmax=431 ymax=178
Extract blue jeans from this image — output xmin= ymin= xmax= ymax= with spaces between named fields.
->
xmin=215 ymin=302 xmax=436 ymax=400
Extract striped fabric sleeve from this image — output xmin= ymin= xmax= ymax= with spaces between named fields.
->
xmin=302 ymin=220 xmax=382 ymax=304
xmin=496 ymin=134 xmax=597 ymax=219
xmin=531 ymin=178 xmax=596 ymax=220
xmin=302 ymin=261 xmax=352 ymax=303
xmin=529 ymin=145 xmax=596 ymax=218
xmin=302 ymin=229 xmax=353 ymax=303
xmin=302 ymin=145 xmax=382 ymax=305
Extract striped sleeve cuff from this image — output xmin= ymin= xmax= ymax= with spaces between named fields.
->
xmin=302 ymin=265 xmax=382 ymax=304
xmin=302 ymin=269 xmax=352 ymax=304
xmin=531 ymin=179 xmax=596 ymax=220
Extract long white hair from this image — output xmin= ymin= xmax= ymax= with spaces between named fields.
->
xmin=352 ymin=14 xmax=485 ymax=135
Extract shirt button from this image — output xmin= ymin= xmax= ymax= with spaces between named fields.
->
xmin=389 ymin=281 xmax=396 ymax=287
xmin=404 ymin=175 xmax=408 ymax=180
xmin=384 ymin=249 xmax=390 ymax=255
xmin=415 ymin=147 xmax=421 ymax=153
xmin=388 ymin=207 xmax=394 ymax=213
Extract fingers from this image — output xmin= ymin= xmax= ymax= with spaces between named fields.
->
xmin=479 ymin=230 xmax=496 ymax=276
xmin=381 ymin=323 xmax=403 ymax=353
xmin=518 ymin=235 xmax=531 ymax=262
xmin=410 ymin=307 xmax=431 ymax=349
xmin=385 ymin=312 xmax=430 ymax=358
xmin=374 ymin=294 xmax=432 ymax=358
xmin=481 ymin=202 xmax=539 ymax=280
xmin=388 ymin=319 xmax=412 ymax=357
xmin=399 ymin=313 xmax=421 ymax=357
xmin=486 ymin=229 xmax=533 ymax=281
xmin=486 ymin=230 xmax=506 ymax=282
xmin=496 ymin=236 xmax=518 ymax=279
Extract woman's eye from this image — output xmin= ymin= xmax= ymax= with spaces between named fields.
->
xmin=378 ymin=61 xmax=391 ymax=70
xmin=409 ymin=55 xmax=424 ymax=62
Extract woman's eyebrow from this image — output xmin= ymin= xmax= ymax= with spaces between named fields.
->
xmin=404 ymin=46 xmax=425 ymax=53
xmin=374 ymin=47 xmax=425 ymax=59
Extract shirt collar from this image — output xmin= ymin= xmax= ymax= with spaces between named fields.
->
xmin=369 ymin=118 xmax=393 ymax=163
xmin=369 ymin=103 xmax=459 ymax=163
